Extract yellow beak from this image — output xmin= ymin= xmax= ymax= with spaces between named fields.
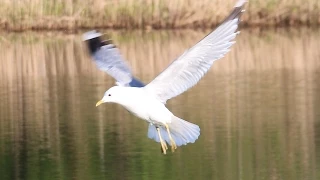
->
xmin=96 ymin=100 xmax=104 ymax=107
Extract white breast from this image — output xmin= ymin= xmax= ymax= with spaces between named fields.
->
xmin=120 ymin=88 xmax=173 ymax=124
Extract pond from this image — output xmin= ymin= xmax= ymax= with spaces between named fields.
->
xmin=0 ymin=28 xmax=319 ymax=180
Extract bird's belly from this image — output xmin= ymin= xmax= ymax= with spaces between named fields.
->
xmin=123 ymin=99 xmax=172 ymax=124
xmin=125 ymin=105 xmax=149 ymax=121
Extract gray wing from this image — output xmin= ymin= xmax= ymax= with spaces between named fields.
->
xmin=144 ymin=0 xmax=247 ymax=103
xmin=83 ymin=30 xmax=144 ymax=87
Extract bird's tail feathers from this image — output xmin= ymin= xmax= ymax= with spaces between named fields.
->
xmin=147 ymin=116 xmax=200 ymax=146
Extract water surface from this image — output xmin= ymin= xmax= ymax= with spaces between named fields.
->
xmin=0 ymin=28 xmax=319 ymax=180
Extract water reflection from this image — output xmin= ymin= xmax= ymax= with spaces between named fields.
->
xmin=0 ymin=28 xmax=319 ymax=180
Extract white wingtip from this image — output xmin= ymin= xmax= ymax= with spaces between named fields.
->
xmin=235 ymin=0 xmax=247 ymax=7
xmin=82 ymin=30 xmax=102 ymax=41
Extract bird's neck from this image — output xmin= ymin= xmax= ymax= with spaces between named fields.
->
xmin=114 ymin=87 xmax=140 ymax=107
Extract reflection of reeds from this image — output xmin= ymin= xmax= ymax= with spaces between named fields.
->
xmin=0 ymin=0 xmax=320 ymax=31
xmin=0 ymin=28 xmax=319 ymax=179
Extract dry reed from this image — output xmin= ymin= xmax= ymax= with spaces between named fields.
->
xmin=0 ymin=0 xmax=319 ymax=31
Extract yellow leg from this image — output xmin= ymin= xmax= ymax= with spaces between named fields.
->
xmin=156 ymin=127 xmax=167 ymax=154
xmin=165 ymin=124 xmax=177 ymax=152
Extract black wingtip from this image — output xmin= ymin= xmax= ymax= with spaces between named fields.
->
xmin=220 ymin=0 xmax=247 ymax=25
xmin=82 ymin=30 xmax=103 ymax=55
xmin=83 ymin=30 xmax=114 ymax=55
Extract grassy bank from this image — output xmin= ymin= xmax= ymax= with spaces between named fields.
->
xmin=0 ymin=0 xmax=319 ymax=31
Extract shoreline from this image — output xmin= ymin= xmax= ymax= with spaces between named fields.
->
xmin=1 ymin=0 xmax=319 ymax=32
xmin=1 ymin=22 xmax=319 ymax=33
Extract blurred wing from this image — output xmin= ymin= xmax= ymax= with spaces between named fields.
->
xmin=144 ymin=0 xmax=247 ymax=103
xmin=83 ymin=30 xmax=144 ymax=87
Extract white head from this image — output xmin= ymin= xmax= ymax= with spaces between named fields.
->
xmin=96 ymin=86 xmax=126 ymax=106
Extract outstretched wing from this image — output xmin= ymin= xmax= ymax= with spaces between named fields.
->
xmin=83 ymin=30 xmax=144 ymax=87
xmin=144 ymin=0 xmax=247 ymax=103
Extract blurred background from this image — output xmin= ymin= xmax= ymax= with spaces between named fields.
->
xmin=0 ymin=0 xmax=319 ymax=30
xmin=0 ymin=1 xmax=320 ymax=180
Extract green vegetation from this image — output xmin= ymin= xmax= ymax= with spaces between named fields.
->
xmin=0 ymin=0 xmax=319 ymax=31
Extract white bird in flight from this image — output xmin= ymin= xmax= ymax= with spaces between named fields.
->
xmin=83 ymin=0 xmax=247 ymax=154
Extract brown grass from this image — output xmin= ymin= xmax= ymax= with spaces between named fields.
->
xmin=0 ymin=0 xmax=319 ymax=31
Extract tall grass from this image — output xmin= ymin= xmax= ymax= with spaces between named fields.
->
xmin=0 ymin=0 xmax=319 ymax=31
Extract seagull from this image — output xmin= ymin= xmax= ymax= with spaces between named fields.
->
xmin=83 ymin=0 xmax=247 ymax=154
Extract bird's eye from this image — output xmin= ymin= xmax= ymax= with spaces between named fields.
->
xmin=108 ymin=94 xmax=111 ymax=96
